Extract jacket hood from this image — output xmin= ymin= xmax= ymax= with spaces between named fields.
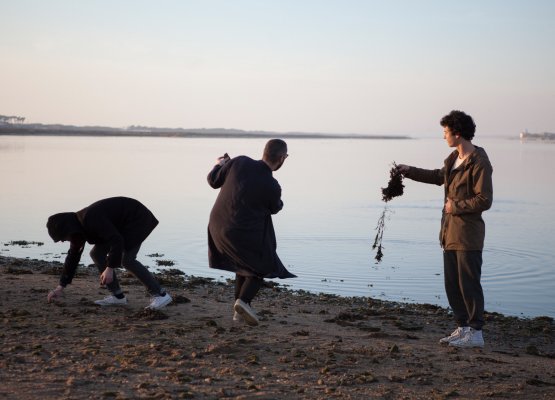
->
xmin=46 ymin=212 xmax=82 ymax=242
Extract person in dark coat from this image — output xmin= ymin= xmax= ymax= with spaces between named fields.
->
xmin=46 ymin=197 xmax=172 ymax=309
xmin=207 ymin=139 xmax=295 ymax=326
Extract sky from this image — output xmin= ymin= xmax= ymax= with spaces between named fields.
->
xmin=1 ymin=0 xmax=554 ymax=136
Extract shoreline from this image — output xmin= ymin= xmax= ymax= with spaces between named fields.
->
xmin=0 ymin=125 xmax=411 ymax=140
xmin=1 ymin=255 xmax=554 ymax=399
xmin=3 ymin=247 xmax=550 ymax=320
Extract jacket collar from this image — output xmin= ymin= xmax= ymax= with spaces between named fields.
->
xmin=445 ymin=145 xmax=485 ymax=170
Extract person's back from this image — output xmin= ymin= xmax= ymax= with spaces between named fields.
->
xmin=210 ymin=156 xmax=282 ymax=232
xmin=75 ymin=196 xmax=158 ymax=250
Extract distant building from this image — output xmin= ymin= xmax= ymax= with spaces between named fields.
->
xmin=519 ymin=130 xmax=555 ymax=141
xmin=0 ymin=115 xmax=25 ymax=125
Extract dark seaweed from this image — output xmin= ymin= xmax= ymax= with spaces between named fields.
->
xmin=381 ymin=162 xmax=404 ymax=202
xmin=372 ymin=207 xmax=390 ymax=263
xmin=156 ymin=259 xmax=175 ymax=267
xmin=373 ymin=162 xmax=405 ymax=263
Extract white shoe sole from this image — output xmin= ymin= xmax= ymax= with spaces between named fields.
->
xmin=234 ymin=302 xmax=259 ymax=326
xmin=439 ymin=336 xmax=462 ymax=344
xmin=94 ymin=299 xmax=128 ymax=306
xmin=146 ymin=295 xmax=172 ymax=310
xmin=449 ymin=341 xmax=484 ymax=348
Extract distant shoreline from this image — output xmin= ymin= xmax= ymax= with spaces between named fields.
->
xmin=0 ymin=125 xmax=411 ymax=140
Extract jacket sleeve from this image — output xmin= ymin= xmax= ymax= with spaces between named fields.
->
xmin=405 ymin=166 xmax=444 ymax=186
xmin=270 ymin=200 xmax=284 ymax=215
xmin=207 ymin=158 xmax=235 ymax=189
xmin=103 ymin=223 xmax=125 ymax=268
xmin=451 ymin=161 xmax=493 ymax=214
xmin=268 ymin=182 xmax=283 ymax=215
xmin=59 ymin=236 xmax=85 ymax=287
xmin=87 ymin=217 xmax=125 ymax=268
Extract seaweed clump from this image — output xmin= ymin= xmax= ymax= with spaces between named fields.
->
xmin=381 ymin=162 xmax=405 ymax=202
xmin=4 ymin=240 xmax=44 ymax=247
xmin=372 ymin=162 xmax=405 ymax=263
xmin=156 ymin=259 xmax=175 ymax=267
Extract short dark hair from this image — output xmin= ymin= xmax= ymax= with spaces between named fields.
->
xmin=263 ymin=139 xmax=287 ymax=163
xmin=440 ymin=110 xmax=476 ymax=141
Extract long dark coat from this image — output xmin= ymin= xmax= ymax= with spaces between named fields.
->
xmin=46 ymin=197 xmax=158 ymax=285
xmin=207 ymin=156 xmax=295 ymax=279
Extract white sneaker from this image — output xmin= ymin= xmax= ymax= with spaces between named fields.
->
xmin=439 ymin=326 xmax=468 ymax=344
xmin=233 ymin=311 xmax=243 ymax=322
xmin=94 ymin=295 xmax=128 ymax=306
xmin=449 ymin=327 xmax=485 ymax=348
xmin=234 ymin=299 xmax=259 ymax=326
xmin=146 ymin=293 xmax=172 ymax=310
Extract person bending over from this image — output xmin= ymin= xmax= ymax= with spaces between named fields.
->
xmin=46 ymin=196 xmax=172 ymax=310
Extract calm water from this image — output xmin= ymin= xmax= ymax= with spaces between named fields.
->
xmin=1 ymin=135 xmax=554 ymax=318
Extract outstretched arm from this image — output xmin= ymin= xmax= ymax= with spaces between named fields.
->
xmin=398 ymin=164 xmax=444 ymax=186
xmin=48 ymin=235 xmax=85 ymax=302
xmin=207 ymin=154 xmax=232 ymax=188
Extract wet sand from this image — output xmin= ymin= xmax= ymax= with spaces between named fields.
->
xmin=1 ymin=255 xmax=554 ymax=399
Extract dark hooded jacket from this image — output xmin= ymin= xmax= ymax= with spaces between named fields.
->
xmin=207 ymin=156 xmax=295 ymax=279
xmin=405 ymin=146 xmax=493 ymax=250
xmin=46 ymin=197 xmax=158 ymax=286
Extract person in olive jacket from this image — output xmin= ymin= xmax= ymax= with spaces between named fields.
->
xmin=46 ymin=197 xmax=172 ymax=309
xmin=207 ymin=139 xmax=296 ymax=326
xmin=398 ymin=110 xmax=493 ymax=348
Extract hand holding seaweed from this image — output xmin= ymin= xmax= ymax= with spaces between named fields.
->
xmin=372 ymin=162 xmax=405 ymax=263
xmin=381 ymin=162 xmax=405 ymax=202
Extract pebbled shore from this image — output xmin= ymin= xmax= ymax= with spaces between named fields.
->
xmin=1 ymin=255 xmax=554 ymax=399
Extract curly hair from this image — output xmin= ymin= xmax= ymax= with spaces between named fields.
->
xmin=440 ymin=110 xmax=476 ymax=141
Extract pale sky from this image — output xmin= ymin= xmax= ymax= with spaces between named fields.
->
xmin=1 ymin=0 xmax=554 ymax=136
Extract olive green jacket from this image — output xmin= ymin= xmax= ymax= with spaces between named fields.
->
xmin=405 ymin=146 xmax=493 ymax=250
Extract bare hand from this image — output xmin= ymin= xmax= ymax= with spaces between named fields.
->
xmin=216 ymin=153 xmax=230 ymax=166
xmin=396 ymin=164 xmax=410 ymax=175
xmin=100 ymin=268 xmax=114 ymax=285
xmin=444 ymin=198 xmax=453 ymax=214
xmin=47 ymin=285 xmax=64 ymax=303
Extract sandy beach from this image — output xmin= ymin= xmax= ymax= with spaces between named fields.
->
xmin=1 ymin=255 xmax=553 ymax=399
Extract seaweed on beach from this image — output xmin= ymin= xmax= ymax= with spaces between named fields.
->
xmin=4 ymin=240 xmax=44 ymax=247
xmin=129 ymin=308 xmax=169 ymax=321
xmin=372 ymin=162 xmax=405 ymax=263
xmin=156 ymin=259 xmax=175 ymax=267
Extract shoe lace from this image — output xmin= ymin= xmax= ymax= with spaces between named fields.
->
xmin=459 ymin=329 xmax=476 ymax=343
xmin=450 ymin=327 xmax=463 ymax=338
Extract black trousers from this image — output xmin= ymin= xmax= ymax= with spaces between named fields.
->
xmin=90 ymin=244 xmax=163 ymax=296
xmin=443 ymin=250 xmax=484 ymax=330
xmin=234 ymin=274 xmax=263 ymax=304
